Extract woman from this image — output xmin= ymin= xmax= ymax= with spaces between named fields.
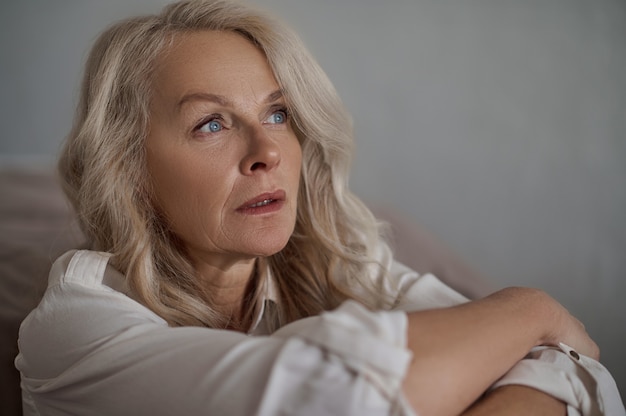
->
xmin=15 ymin=1 xmax=624 ymax=415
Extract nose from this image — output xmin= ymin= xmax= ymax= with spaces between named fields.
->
xmin=239 ymin=126 xmax=281 ymax=175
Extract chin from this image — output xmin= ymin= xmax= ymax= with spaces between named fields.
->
xmin=246 ymin=234 xmax=291 ymax=258
xmin=244 ymin=223 xmax=294 ymax=254
xmin=252 ymin=242 xmax=290 ymax=258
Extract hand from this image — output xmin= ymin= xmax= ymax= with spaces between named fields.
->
xmin=518 ymin=287 xmax=600 ymax=360
xmin=401 ymin=286 xmax=598 ymax=416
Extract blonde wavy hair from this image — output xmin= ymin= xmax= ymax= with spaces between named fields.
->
xmin=59 ymin=0 xmax=391 ymax=330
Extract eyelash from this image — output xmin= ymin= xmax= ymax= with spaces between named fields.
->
xmin=193 ymin=115 xmax=218 ymax=134
xmin=193 ymin=106 xmax=290 ymax=135
xmin=267 ymin=107 xmax=290 ymax=124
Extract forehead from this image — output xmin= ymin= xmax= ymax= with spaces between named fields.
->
xmin=151 ymin=30 xmax=278 ymax=98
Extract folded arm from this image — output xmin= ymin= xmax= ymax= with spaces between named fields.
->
xmin=462 ymin=385 xmax=567 ymax=416
xmin=400 ymin=286 xmax=598 ymax=416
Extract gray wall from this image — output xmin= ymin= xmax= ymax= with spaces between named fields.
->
xmin=2 ymin=0 xmax=624 ymax=398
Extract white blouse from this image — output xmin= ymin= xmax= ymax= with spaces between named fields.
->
xmin=15 ymin=249 xmax=624 ymax=415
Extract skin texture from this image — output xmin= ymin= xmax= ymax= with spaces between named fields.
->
xmin=462 ymin=386 xmax=566 ymax=416
xmin=146 ymin=31 xmax=302 ymax=317
xmin=402 ymin=287 xmax=598 ymax=415
xmin=144 ymin=30 xmax=597 ymax=416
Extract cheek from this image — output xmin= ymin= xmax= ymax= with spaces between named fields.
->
xmin=288 ymin=139 xmax=303 ymax=184
xmin=148 ymin=150 xmax=190 ymax=210
xmin=147 ymin=147 xmax=232 ymax=234
xmin=287 ymin=140 xmax=303 ymax=220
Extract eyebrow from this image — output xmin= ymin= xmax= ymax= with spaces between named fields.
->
xmin=177 ymin=89 xmax=285 ymax=111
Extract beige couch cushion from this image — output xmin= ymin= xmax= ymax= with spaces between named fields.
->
xmin=0 ymin=167 xmax=491 ymax=416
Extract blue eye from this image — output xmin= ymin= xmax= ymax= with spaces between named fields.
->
xmin=266 ymin=110 xmax=288 ymax=124
xmin=199 ymin=119 xmax=223 ymax=133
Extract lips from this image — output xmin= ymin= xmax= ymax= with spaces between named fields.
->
xmin=237 ymin=190 xmax=286 ymax=212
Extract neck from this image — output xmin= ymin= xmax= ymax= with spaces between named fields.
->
xmin=192 ymin=255 xmax=259 ymax=330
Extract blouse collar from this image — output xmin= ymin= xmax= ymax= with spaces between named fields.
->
xmin=247 ymin=264 xmax=279 ymax=335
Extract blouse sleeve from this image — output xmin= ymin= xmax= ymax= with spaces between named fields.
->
xmin=492 ymin=344 xmax=625 ymax=416
xmin=383 ymin=246 xmax=625 ymax=415
xmin=16 ymin=250 xmax=416 ymax=416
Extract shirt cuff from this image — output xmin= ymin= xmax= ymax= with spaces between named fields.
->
xmin=491 ymin=343 xmax=625 ymax=416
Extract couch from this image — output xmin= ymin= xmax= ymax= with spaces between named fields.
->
xmin=0 ymin=166 xmax=493 ymax=415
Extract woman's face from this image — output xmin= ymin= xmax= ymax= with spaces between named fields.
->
xmin=146 ymin=30 xmax=302 ymax=269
